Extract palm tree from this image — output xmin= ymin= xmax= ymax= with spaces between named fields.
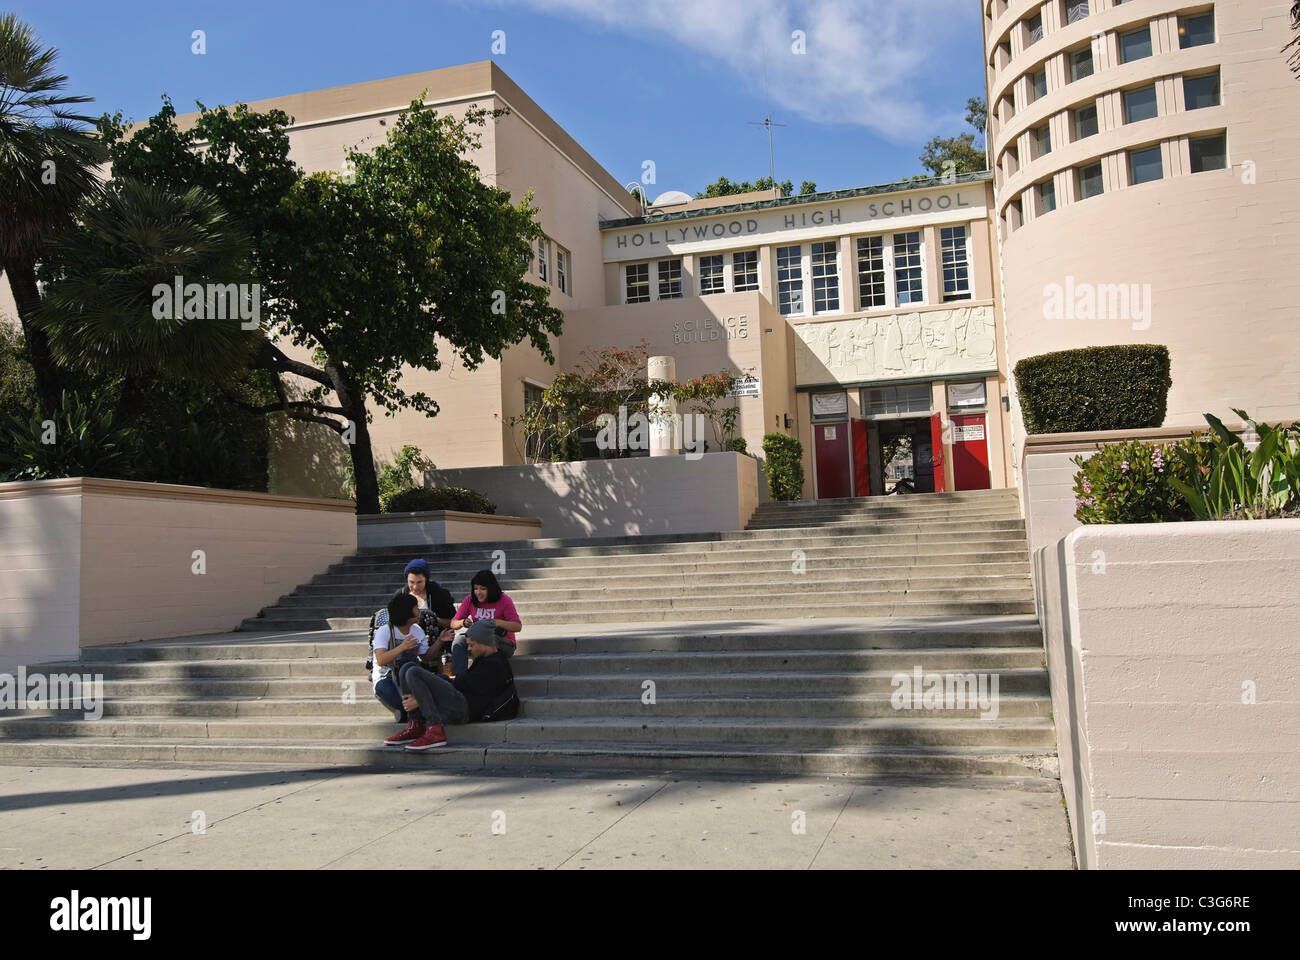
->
xmin=0 ymin=12 xmax=106 ymax=411
xmin=39 ymin=178 xmax=258 ymax=420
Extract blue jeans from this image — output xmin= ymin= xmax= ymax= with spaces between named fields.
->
xmin=451 ymin=634 xmax=515 ymax=676
xmin=394 ymin=660 xmax=469 ymax=727
xmin=374 ymin=675 xmax=407 ymax=722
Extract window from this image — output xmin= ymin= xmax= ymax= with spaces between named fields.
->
xmin=733 ymin=250 xmax=759 ymax=291
xmin=1076 ymin=161 xmax=1104 ymax=199
xmin=1007 ymin=197 xmax=1023 ymax=232
xmin=1031 ymin=69 xmax=1047 ymax=102
xmin=777 ymin=245 xmax=804 ymax=316
xmin=1003 ymin=142 xmax=1020 ymax=177
xmin=1025 ymin=12 xmax=1043 ymax=46
xmin=698 ymin=254 xmax=725 ymax=295
xmin=856 ymin=236 xmax=887 ymax=308
xmin=997 ymin=40 xmax=1011 ymax=69
xmin=1034 ymin=122 xmax=1052 ymax=158
xmin=893 ymin=232 xmax=924 ymax=305
xmin=1073 ymin=103 xmax=1099 ymax=140
xmin=536 ymin=236 xmax=550 ymax=283
xmin=1038 ymin=178 xmax=1056 ymax=215
xmin=1063 ymin=0 xmax=1089 ymax=24
xmin=864 ymin=384 xmax=932 ymax=417
xmin=1178 ymin=13 xmax=1214 ymax=49
xmin=1128 ymin=144 xmax=1164 ymax=185
xmin=1189 ymin=132 xmax=1227 ymax=172
xmin=625 ymin=263 xmax=649 ymax=304
xmin=1183 ymin=71 xmax=1221 ymax=110
xmin=947 ymin=381 xmax=987 ymax=409
xmin=1125 ymin=85 xmax=1158 ymax=124
xmin=940 ymin=226 xmax=971 ymax=302
xmin=1119 ymin=25 xmax=1152 ymax=63
xmin=811 ymin=241 xmax=840 ymax=314
xmin=657 ymin=259 xmax=682 ymax=300
xmin=523 ymin=382 xmax=550 ymax=461
xmin=1069 ymin=45 xmax=1094 ymax=82
xmin=556 ymin=246 xmax=570 ymax=295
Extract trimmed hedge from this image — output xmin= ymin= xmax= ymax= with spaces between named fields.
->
xmin=1013 ymin=344 xmax=1171 ymax=434
xmin=381 ymin=486 xmax=497 ymax=515
xmin=762 ymin=433 xmax=804 ymax=501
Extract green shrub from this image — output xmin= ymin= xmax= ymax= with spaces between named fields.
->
xmin=1168 ymin=410 xmax=1300 ymax=520
xmin=1071 ymin=438 xmax=1201 ymax=524
xmin=1 ymin=390 xmax=136 ymax=482
xmin=762 ymin=433 xmax=804 ymax=501
xmin=1014 ymin=345 xmax=1171 ymax=434
xmin=382 ymin=486 xmax=496 ymax=515
xmin=724 ymin=436 xmax=748 ymax=454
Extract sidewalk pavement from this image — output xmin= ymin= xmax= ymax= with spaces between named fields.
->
xmin=0 ymin=764 xmax=1074 ymax=869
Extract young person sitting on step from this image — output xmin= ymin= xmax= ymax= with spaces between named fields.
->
xmin=372 ymin=593 xmax=449 ymax=724
xmin=385 ymin=619 xmax=514 ymax=751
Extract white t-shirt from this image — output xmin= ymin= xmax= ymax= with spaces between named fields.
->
xmin=371 ymin=623 xmax=427 ymax=687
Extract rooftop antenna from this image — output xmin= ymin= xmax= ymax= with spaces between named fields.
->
xmin=748 ymin=114 xmax=787 ymax=199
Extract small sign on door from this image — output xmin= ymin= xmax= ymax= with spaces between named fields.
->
xmin=824 ymin=425 xmax=837 ymax=440
xmin=954 ymin=424 xmax=985 ymax=441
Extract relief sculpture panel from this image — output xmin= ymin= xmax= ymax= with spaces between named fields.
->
xmin=794 ymin=305 xmax=997 ymax=385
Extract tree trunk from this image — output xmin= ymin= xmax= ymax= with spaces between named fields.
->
xmin=2 ymin=257 xmax=62 ymax=412
xmin=327 ymin=360 xmax=381 ymax=515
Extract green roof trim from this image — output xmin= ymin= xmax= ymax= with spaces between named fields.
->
xmin=601 ymin=170 xmax=993 ymax=230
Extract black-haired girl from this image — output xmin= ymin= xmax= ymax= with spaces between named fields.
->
xmin=449 ymin=569 xmax=522 ymax=675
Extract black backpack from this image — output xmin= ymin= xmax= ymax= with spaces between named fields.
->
xmin=365 ymin=607 xmax=390 ymax=675
xmin=476 ymin=656 xmax=521 ymax=722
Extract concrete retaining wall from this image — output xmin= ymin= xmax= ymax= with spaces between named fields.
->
xmin=0 ymin=478 xmax=356 ymax=669
xmin=357 ymin=509 xmax=542 ymax=547
xmin=1036 ymin=520 xmax=1300 ymax=869
xmin=426 ymin=451 xmax=760 ymax=539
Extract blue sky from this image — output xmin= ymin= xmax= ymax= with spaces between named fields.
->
xmin=14 ymin=0 xmax=989 ymax=195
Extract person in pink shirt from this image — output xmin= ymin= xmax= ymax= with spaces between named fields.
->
xmin=447 ymin=569 xmax=522 ymax=676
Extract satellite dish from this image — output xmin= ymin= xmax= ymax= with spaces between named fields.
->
xmin=650 ymin=189 xmax=693 ymax=207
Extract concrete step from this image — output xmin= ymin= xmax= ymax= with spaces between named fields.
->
xmin=73 ymin=667 xmax=1050 ymax=700
xmin=0 ymin=737 xmax=1057 ymax=778
xmin=65 ymin=620 xmax=1043 ymax=663
xmin=13 ymin=691 xmax=1050 ymax=721
xmin=274 ymin=575 xmax=1033 ymax=607
xmin=0 ymin=714 xmax=1056 ymax=749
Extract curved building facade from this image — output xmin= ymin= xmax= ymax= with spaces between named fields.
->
xmin=983 ymin=0 xmax=1300 ymax=460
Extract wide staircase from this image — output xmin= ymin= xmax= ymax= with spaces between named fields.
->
xmin=0 ymin=488 xmax=1058 ymax=780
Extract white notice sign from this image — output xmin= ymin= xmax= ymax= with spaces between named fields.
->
xmin=729 ymin=377 xmax=761 ymax=398
xmin=824 ymin=425 xmax=837 ymax=440
xmin=954 ymin=424 xmax=985 ymax=442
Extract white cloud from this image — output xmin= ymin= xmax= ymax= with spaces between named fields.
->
xmin=495 ymin=0 xmax=978 ymax=140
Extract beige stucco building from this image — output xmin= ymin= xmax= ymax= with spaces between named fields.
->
xmin=983 ymin=0 xmax=1300 ymax=464
xmin=159 ymin=61 xmax=1017 ymax=501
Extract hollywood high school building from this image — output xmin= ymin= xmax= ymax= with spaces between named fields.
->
xmin=202 ymin=60 xmax=1014 ymax=501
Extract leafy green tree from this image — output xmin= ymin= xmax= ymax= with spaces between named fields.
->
xmin=0 ymin=13 xmax=106 ymax=411
xmin=95 ymin=98 xmax=563 ymax=513
xmin=697 ymin=176 xmax=816 ymax=198
xmin=917 ymin=97 xmax=987 ymax=178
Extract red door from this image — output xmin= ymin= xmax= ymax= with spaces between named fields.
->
xmin=951 ymin=413 xmax=991 ymax=490
xmin=814 ymin=421 xmax=851 ymax=499
xmin=929 ymin=413 xmax=946 ymax=493
xmin=851 ymin=418 xmax=870 ymax=497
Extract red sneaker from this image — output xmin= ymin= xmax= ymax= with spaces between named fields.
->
xmin=384 ymin=720 xmax=425 ymax=746
xmin=405 ymin=723 xmax=447 ymax=751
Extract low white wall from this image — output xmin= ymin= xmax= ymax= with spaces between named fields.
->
xmin=357 ymin=510 xmax=542 ymax=547
xmin=1037 ymin=520 xmax=1300 ymax=869
xmin=426 ymin=452 xmax=760 ymax=539
xmin=0 ymin=478 xmax=356 ymax=668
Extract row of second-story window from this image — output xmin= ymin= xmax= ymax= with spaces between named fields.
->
xmin=1004 ymin=129 xmax=1227 ymax=231
xmin=993 ymin=9 xmax=1216 ymax=125
xmin=621 ymin=226 xmax=974 ymax=316
xmin=1000 ymin=67 xmax=1220 ymax=179
xmin=532 ymin=236 xmax=572 ymax=296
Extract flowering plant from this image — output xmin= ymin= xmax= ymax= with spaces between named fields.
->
xmin=1071 ymin=438 xmax=1201 ymax=524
